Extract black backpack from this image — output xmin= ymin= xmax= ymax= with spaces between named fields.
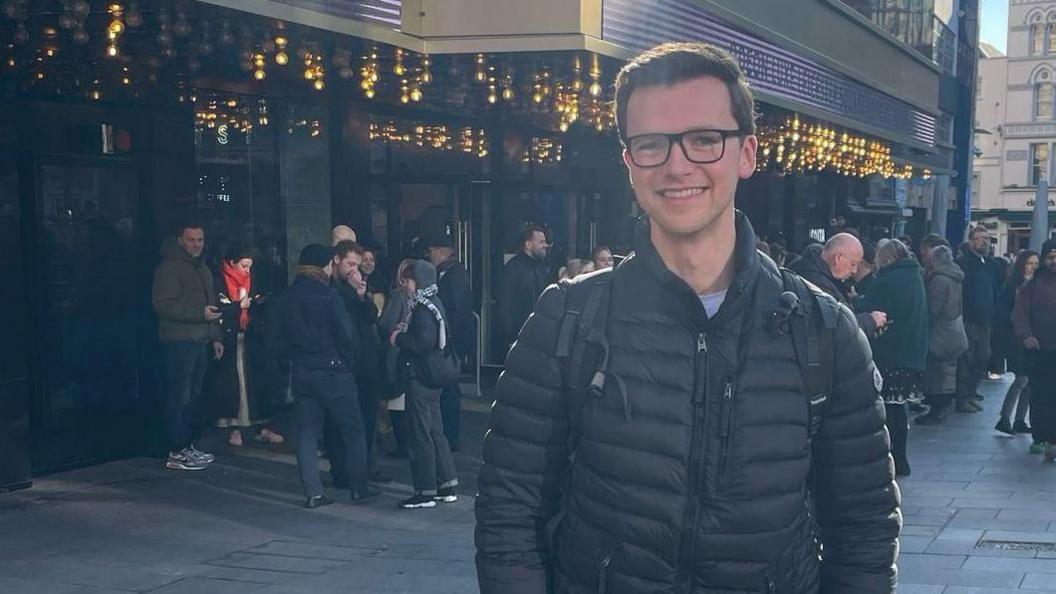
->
xmin=554 ymin=266 xmax=839 ymax=444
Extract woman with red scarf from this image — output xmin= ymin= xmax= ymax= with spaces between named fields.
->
xmin=207 ymin=246 xmax=285 ymax=447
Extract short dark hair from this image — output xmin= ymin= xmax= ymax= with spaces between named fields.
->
xmin=333 ymin=240 xmax=364 ymax=260
xmin=175 ymin=220 xmax=204 ymax=237
xmin=920 ymin=233 xmax=949 ymax=251
xmin=860 ymin=239 xmax=877 ymax=265
xmin=520 ymin=224 xmax=547 ymax=247
xmin=614 ymin=42 xmax=757 ymax=141
xmin=592 ymin=245 xmax=611 ymax=258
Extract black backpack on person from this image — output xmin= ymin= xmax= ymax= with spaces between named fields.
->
xmin=553 ymin=263 xmax=839 ymax=446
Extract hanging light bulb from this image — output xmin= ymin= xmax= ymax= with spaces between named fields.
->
xmin=109 ymin=19 xmax=124 ymax=36
xmin=254 ymin=69 xmax=266 ymax=80
xmin=410 ymin=87 xmax=423 ymax=102
xmin=107 ymin=44 xmax=118 ymax=57
xmin=314 ymin=78 xmax=325 ymax=91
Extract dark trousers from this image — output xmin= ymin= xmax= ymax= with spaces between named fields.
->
xmin=440 ymin=382 xmax=462 ymax=448
xmin=406 ymin=379 xmax=458 ymax=495
xmin=162 ymin=342 xmax=209 ymax=453
xmin=294 ymin=367 xmax=367 ymax=497
xmin=1028 ymin=351 xmax=1056 ymax=444
xmin=957 ymin=323 xmax=992 ymax=403
xmin=885 ymin=403 xmax=909 ymax=473
xmin=356 ymin=378 xmax=378 ymax=472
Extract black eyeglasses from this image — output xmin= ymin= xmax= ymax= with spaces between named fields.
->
xmin=623 ymin=128 xmax=746 ymax=168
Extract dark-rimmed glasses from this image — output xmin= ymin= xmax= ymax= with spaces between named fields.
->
xmin=623 ymin=128 xmax=746 ymax=168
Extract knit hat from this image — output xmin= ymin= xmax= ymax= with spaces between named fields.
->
xmin=1043 ymin=239 xmax=1056 ymax=259
xmin=411 ymin=260 xmax=438 ymax=288
xmin=298 ymin=243 xmax=333 ymax=268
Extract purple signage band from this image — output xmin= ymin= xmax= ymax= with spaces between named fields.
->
xmin=602 ymin=0 xmax=937 ymax=148
xmin=272 ymin=0 xmax=401 ymax=28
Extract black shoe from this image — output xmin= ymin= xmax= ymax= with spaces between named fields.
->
xmin=1014 ymin=420 xmax=1033 ymax=434
xmin=915 ymin=410 xmax=946 ymax=425
xmin=400 ymin=494 xmax=437 ymax=509
xmin=433 ymin=486 xmax=458 ymax=503
xmin=305 ymin=495 xmax=334 ymax=509
xmin=995 ymin=417 xmax=1015 ymax=436
xmin=350 ymin=487 xmax=382 ymax=504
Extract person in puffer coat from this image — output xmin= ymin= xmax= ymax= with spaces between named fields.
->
xmin=475 ymin=42 xmax=900 ymax=594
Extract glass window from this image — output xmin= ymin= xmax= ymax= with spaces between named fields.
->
xmin=1033 ymin=24 xmax=1046 ymax=54
xmin=1031 ymin=143 xmax=1049 ymax=185
xmin=1049 ymin=23 xmax=1056 ymax=53
xmin=1037 ymin=83 xmax=1054 ymax=119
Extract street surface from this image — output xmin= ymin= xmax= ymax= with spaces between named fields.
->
xmin=2 ymin=377 xmax=1056 ymax=593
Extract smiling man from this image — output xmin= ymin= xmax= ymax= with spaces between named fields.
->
xmin=475 ymin=43 xmax=900 ymax=594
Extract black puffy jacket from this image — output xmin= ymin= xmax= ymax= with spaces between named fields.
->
xmin=475 ymin=214 xmax=900 ymax=594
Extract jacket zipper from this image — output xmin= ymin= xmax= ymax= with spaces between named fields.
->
xmin=598 ymin=548 xmax=615 ymax=593
xmin=677 ymin=331 xmax=708 ymax=593
xmin=718 ymin=379 xmax=734 ymax=492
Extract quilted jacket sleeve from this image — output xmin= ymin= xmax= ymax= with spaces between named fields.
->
xmin=475 ymin=284 xmax=571 ymax=594
xmin=814 ymin=303 xmax=901 ymax=594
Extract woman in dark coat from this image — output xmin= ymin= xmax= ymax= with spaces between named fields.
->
xmin=995 ymin=250 xmax=1039 ymax=435
xmin=856 ymin=239 xmax=929 ymax=476
xmin=916 ymin=245 xmax=968 ymax=425
xmin=207 ymin=246 xmax=284 ymax=447
xmin=389 ymin=260 xmax=458 ymax=509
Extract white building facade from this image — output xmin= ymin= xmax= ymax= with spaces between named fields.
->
xmin=974 ymin=0 xmax=1056 ymax=255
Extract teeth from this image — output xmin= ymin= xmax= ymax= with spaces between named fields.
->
xmin=663 ymin=187 xmax=704 ymax=198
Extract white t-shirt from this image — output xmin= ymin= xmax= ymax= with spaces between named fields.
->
xmin=698 ymin=290 xmax=728 ymax=318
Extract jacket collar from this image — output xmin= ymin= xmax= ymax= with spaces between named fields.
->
xmin=629 ymin=211 xmax=761 ymax=324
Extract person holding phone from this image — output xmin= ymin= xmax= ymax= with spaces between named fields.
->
xmin=207 ymin=245 xmax=285 ymax=448
xmin=152 ymin=222 xmax=223 ymax=471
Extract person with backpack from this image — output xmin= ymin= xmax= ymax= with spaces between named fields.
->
xmin=475 ymin=42 xmax=899 ymax=594
xmin=390 ymin=260 xmax=459 ymax=509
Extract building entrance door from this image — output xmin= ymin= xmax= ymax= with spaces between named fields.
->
xmin=29 ymin=157 xmax=145 ymax=471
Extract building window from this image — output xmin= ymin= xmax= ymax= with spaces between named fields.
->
xmin=1033 ymin=24 xmax=1046 ymax=54
xmin=1037 ymin=82 xmax=1054 ymax=119
xmin=1048 ymin=23 xmax=1056 ymax=53
xmin=1031 ymin=143 xmax=1050 ymax=185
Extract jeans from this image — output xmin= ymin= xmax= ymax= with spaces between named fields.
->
xmin=999 ymin=375 xmax=1030 ymax=422
xmin=406 ymin=379 xmax=458 ymax=496
xmin=957 ymin=323 xmax=992 ymax=403
xmin=1028 ymin=351 xmax=1056 ymax=444
xmin=440 ymin=382 xmax=462 ymax=448
xmin=162 ymin=342 xmax=209 ymax=453
xmin=294 ymin=366 xmax=368 ymax=498
xmin=357 ymin=378 xmax=378 ymax=472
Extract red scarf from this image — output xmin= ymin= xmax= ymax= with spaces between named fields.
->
xmin=222 ymin=260 xmax=252 ymax=331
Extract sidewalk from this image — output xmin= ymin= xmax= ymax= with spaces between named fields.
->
xmin=1 ymin=378 xmax=1055 ymax=593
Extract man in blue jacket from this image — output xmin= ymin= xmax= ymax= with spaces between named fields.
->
xmin=956 ymin=226 xmax=1000 ymax=412
xmin=271 ymin=244 xmax=379 ymax=508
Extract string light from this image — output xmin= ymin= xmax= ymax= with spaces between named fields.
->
xmin=252 ymin=50 xmax=266 ymax=80
xmin=755 ymin=113 xmax=925 ymax=180
xmin=106 ymin=2 xmax=124 ymax=58
xmin=369 ymin=120 xmax=488 ymax=158
xmin=475 ymin=54 xmax=486 ymax=83
xmin=360 ymin=47 xmax=379 ymax=98
xmin=274 ymin=35 xmax=288 ymax=65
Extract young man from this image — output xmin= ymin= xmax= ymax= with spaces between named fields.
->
xmin=152 ymin=223 xmax=222 ymax=471
xmin=955 ymin=226 xmax=999 ymax=412
xmin=475 ymin=43 xmax=900 ymax=594
xmin=270 ymin=244 xmax=378 ymax=508
xmin=1013 ymin=240 xmax=1056 ymax=460
xmin=497 ymin=224 xmax=551 ymax=349
xmin=327 ymin=240 xmax=386 ymax=483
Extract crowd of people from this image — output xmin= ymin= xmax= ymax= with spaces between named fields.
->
xmin=771 ymin=225 xmax=1056 ymax=475
xmin=151 ymin=221 xmax=474 ymax=509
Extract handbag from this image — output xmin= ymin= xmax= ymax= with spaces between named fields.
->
xmin=417 ymin=317 xmax=461 ymax=389
xmin=929 ymin=314 xmax=969 ymax=361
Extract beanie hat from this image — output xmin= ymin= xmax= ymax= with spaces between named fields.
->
xmin=298 ymin=243 xmax=332 ymax=268
xmin=1042 ymin=239 xmax=1056 ymax=259
xmin=411 ymin=260 xmax=438 ymax=288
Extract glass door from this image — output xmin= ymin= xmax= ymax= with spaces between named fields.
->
xmin=31 ymin=158 xmax=143 ymax=471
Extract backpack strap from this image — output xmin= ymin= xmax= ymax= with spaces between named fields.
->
xmin=555 ymin=270 xmax=614 ymax=446
xmin=780 ymin=269 xmax=838 ymax=439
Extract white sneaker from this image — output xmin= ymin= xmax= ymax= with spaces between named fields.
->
xmin=167 ymin=451 xmax=208 ymax=471
xmin=186 ymin=445 xmax=215 ymax=464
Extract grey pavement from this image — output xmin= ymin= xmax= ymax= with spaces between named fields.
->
xmin=2 ymin=376 xmax=1055 ymax=593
